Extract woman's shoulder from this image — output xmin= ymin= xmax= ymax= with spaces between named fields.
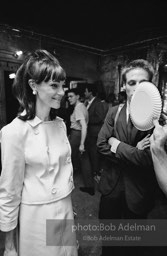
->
xmin=55 ymin=116 xmax=67 ymax=131
xmin=55 ymin=116 xmax=64 ymax=123
xmin=1 ymin=117 xmax=27 ymax=139
xmin=55 ymin=116 xmax=66 ymax=125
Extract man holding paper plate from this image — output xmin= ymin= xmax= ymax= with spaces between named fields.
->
xmin=97 ymin=59 xmax=158 ymax=256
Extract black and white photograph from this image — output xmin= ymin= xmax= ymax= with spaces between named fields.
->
xmin=0 ymin=1 xmax=167 ymax=255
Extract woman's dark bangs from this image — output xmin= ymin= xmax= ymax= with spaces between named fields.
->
xmin=52 ymin=66 xmax=66 ymax=82
xmin=37 ymin=65 xmax=52 ymax=83
xmin=36 ymin=63 xmax=66 ymax=83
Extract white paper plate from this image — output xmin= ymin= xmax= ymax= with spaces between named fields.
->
xmin=130 ymin=82 xmax=162 ymax=131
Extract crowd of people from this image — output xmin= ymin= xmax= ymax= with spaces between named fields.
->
xmin=0 ymin=49 xmax=167 ymax=256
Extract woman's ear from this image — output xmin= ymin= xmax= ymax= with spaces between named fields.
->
xmin=28 ymin=79 xmax=37 ymax=95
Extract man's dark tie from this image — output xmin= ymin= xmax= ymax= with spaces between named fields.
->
xmin=127 ymin=115 xmax=133 ymax=142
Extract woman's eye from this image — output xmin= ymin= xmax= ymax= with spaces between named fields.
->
xmin=51 ymin=84 xmax=58 ymax=88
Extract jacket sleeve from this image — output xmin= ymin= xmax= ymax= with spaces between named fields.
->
xmin=0 ymin=126 xmax=25 ymax=232
xmin=115 ymin=141 xmax=153 ymax=168
xmin=97 ymin=107 xmax=118 ymax=162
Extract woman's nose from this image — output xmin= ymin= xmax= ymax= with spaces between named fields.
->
xmin=58 ymin=87 xmax=65 ymax=96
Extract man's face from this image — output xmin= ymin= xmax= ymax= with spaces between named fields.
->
xmin=68 ymin=92 xmax=78 ymax=105
xmin=84 ymin=88 xmax=91 ymax=100
xmin=125 ymin=68 xmax=150 ymax=103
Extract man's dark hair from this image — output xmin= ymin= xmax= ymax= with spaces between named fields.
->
xmin=67 ymin=88 xmax=80 ymax=96
xmin=121 ymin=59 xmax=155 ymax=84
xmin=85 ymin=83 xmax=97 ymax=97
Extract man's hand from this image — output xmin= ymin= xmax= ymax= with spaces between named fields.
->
xmin=79 ymin=144 xmax=85 ymax=154
xmin=108 ymin=137 xmax=118 ymax=146
xmin=4 ymin=248 xmax=18 ymax=256
xmin=136 ymin=134 xmax=150 ymax=150
xmin=108 ymin=137 xmax=120 ymax=153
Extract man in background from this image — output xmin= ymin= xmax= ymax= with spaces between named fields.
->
xmin=68 ymin=88 xmax=95 ymax=196
xmin=82 ymin=83 xmax=107 ymax=188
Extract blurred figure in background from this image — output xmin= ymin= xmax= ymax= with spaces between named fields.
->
xmin=82 ymin=83 xmax=107 ymax=188
xmin=57 ymin=91 xmax=74 ymax=136
xmin=67 ymin=88 xmax=88 ymax=171
xmin=106 ymin=92 xmax=116 ymax=109
xmin=118 ymin=90 xmax=127 ymax=104
xmin=150 ymin=119 xmax=167 ymax=196
xmin=68 ymin=88 xmax=95 ymax=195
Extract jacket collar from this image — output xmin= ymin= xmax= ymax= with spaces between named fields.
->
xmin=21 ymin=110 xmax=63 ymax=128
xmin=27 ymin=116 xmax=43 ymax=128
xmin=20 ymin=110 xmax=43 ymax=128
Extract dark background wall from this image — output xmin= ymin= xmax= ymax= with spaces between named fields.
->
xmin=1 ymin=26 xmax=167 ymax=128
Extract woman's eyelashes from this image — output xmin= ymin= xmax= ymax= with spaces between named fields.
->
xmin=51 ymin=83 xmax=58 ymax=89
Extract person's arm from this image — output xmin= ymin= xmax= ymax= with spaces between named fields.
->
xmin=4 ymin=230 xmax=17 ymax=255
xmin=150 ymin=119 xmax=167 ymax=196
xmin=79 ymin=118 xmax=87 ymax=153
xmin=109 ymin=139 xmax=153 ymax=168
xmin=108 ymin=134 xmax=151 ymax=151
xmin=0 ymin=124 xmax=25 ymax=255
xmin=97 ymin=106 xmax=119 ymax=163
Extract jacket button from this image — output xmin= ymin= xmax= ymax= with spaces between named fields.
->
xmin=51 ymin=188 xmax=57 ymax=194
xmin=34 ymin=129 xmax=39 ymax=135
xmin=67 ymin=156 xmax=71 ymax=163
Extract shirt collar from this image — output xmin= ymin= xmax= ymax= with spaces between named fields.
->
xmin=126 ymin=101 xmax=130 ymax=123
xmin=87 ymin=97 xmax=95 ymax=109
xmin=88 ymin=97 xmax=95 ymax=104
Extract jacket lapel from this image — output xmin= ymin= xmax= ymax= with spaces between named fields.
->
xmin=88 ymin=97 xmax=97 ymax=113
xmin=115 ymin=104 xmax=127 ymax=141
xmin=127 ymin=115 xmax=138 ymax=145
xmin=115 ymin=103 xmax=139 ymax=145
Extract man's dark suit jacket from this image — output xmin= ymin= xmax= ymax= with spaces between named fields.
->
xmin=97 ymin=103 xmax=157 ymax=215
xmin=87 ymin=97 xmax=108 ymax=137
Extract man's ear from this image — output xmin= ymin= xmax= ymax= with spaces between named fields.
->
xmin=28 ymin=79 xmax=36 ymax=91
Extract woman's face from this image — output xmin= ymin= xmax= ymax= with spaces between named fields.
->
xmin=35 ymin=79 xmax=65 ymax=110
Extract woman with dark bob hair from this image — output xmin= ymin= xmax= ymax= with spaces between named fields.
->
xmin=0 ymin=49 xmax=78 ymax=256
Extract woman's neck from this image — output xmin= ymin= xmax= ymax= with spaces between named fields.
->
xmin=35 ymin=99 xmax=51 ymax=121
xmin=36 ymin=113 xmax=50 ymax=121
xmin=35 ymin=107 xmax=50 ymax=121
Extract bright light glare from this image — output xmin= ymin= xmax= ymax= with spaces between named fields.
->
xmin=16 ymin=50 xmax=23 ymax=56
xmin=9 ymin=73 xmax=16 ymax=79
